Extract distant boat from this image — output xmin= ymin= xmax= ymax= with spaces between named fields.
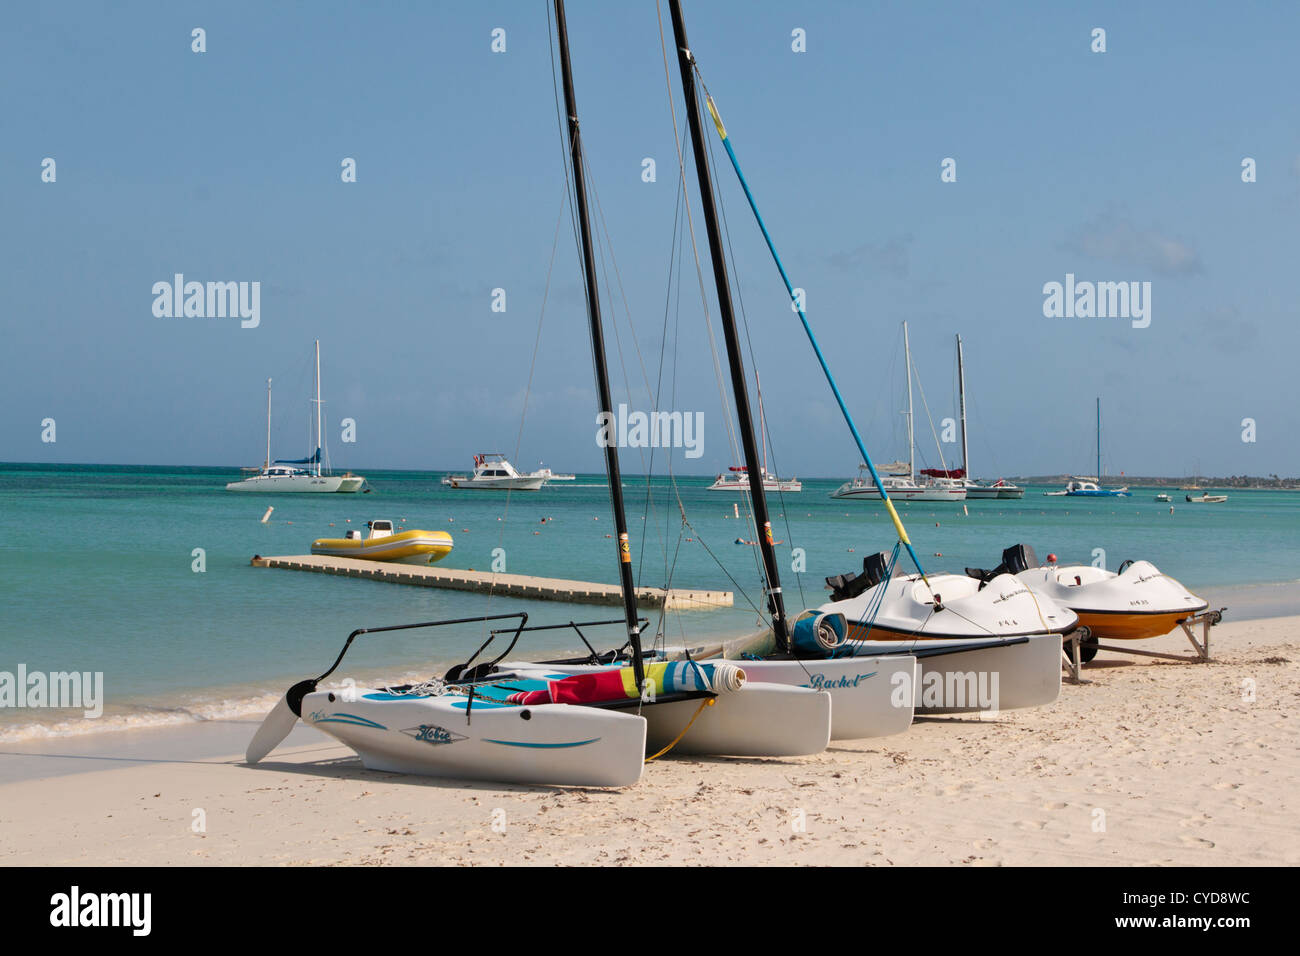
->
xmin=709 ymin=465 xmax=801 ymax=492
xmin=710 ymin=373 xmax=800 ymax=492
xmin=1046 ymin=399 xmax=1129 ymax=497
xmin=445 ymin=453 xmax=546 ymax=490
xmin=311 ymin=519 xmax=453 ymax=565
xmin=833 ymin=322 xmax=964 ymax=501
xmin=1185 ymin=493 xmax=1227 ymax=503
xmin=536 ymin=466 xmax=576 ymax=482
xmin=953 ymin=336 xmax=1023 ymax=499
xmin=226 ymin=342 xmax=365 ymax=493
xmin=1154 ymin=492 xmax=1171 ymax=502
xmin=834 ymin=466 xmax=964 ymax=501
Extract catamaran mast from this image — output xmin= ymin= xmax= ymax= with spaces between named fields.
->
xmin=265 ymin=378 xmax=272 ymax=470
xmin=1096 ymin=396 xmax=1102 ymax=482
xmin=553 ymin=0 xmax=645 ymax=686
xmin=670 ymin=0 xmax=791 ymax=652
xmin=904 ymin=322 xmax=915 ymax=483
xmin=314 ymin=340 xmax=322 ymax=477
xmin=956 ymin=335 xmax=968 ymax=479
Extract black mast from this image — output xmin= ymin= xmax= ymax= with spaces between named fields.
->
xmin=668 ymin=0 xmax=791 ymax=652
xmin=553 ymin=0 xmax=645 ymax=688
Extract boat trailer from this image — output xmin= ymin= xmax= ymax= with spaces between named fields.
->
xmin=1061 ymin=609 xmax=1226 ymax=683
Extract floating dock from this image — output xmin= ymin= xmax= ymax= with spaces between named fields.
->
xmin=251 ymin=554 xmax=732 ymax=610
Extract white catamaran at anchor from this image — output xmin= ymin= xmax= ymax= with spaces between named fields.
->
xmin=226 ymin=341 xmax=365 ymax=493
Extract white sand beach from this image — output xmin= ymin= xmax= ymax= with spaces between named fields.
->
xmin=1 ymin=615 xmax=1295 ymax=867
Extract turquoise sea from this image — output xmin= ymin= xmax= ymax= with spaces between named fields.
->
xmin=2 ymin=462 xmax=1297 ymax=740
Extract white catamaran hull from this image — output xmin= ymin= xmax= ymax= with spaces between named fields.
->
xmin=299 ymin=687 xmax=647 ymax=787
xmin=643 ymin=682 xmax=830 ymax=755
xmin=226 ymin=475 xmax=356 ymax=493
xmin=727 ymin=655 xmax=916 ymax=739
xmin=843 ymin=635 xmax=1062 ymax=713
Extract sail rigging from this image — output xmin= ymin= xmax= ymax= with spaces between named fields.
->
xmin=679 ymin=59 xmax=930 ymax=584
xmin=668 ymin=0 xmax=792 ymax=651
xmin=553 ymin=0 xmax=646 ymax=689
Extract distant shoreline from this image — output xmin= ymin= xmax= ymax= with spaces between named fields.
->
xmin=1018 ymin=475 xmax=1300 ymax=491
xmin=3 ymin=461 xmax=1298 ymax=489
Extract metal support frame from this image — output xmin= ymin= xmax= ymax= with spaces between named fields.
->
xmin=1062 ymin=609 xmax=1225 ymax=684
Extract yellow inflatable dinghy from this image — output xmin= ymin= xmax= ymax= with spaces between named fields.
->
xmin=311 ymin=520 xmax=453 ymax=565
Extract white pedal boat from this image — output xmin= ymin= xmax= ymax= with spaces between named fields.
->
xmin=818 ymin=551 xmax=1078 ymax=713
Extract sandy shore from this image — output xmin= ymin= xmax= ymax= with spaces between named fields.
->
xmin=1 ymin=614 xmax=1295 ymax=866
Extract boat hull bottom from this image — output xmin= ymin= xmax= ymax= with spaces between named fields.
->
xmin=1074 ymin=610 xmax=1204 ymax=642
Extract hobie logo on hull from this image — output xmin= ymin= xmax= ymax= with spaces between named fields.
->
xmin=401 ymin=724 xmax=467 ymax=745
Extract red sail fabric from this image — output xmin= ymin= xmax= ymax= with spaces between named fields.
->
xmin=919 ymin=468 xmax=965 ymax=478
xmin=507 ymin=669 xmax=630 ymax=706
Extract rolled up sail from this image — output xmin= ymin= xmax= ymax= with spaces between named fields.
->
xmin=507 ymin=661 xmax=745 ymax=705
xmin=790 ymin=610 xmax=849 ymax=657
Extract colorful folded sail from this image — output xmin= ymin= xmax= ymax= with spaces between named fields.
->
xmin=507 ymin=661 xmax=745 ymax=705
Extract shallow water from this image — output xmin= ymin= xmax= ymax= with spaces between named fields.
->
xmin=1 ymin=462 xmax=1296 ymax=740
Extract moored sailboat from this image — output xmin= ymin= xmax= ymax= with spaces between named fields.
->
xmin=226 ymin=343 xmax=365 ymax=493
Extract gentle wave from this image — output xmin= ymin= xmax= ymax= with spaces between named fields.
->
xmin=0 ymin=668 xmax=442 ymax=743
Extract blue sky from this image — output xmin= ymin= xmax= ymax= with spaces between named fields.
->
xmin=3 ymin=1 xmax=1297 ymax=478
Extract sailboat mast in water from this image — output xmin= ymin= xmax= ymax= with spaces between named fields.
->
xmin=669 ymin=0 xmax=791 ymax=652
xmin=264 ymin=378 xmax=272 ymax=470
xmin=553 ymin=0 xmax=645 ymax=686
xmin=957 ymin=336 xmax=969 ymax=478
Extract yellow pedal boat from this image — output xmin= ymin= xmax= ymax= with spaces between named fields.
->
xmin=311 ymin=520 xmax=453 ymax=565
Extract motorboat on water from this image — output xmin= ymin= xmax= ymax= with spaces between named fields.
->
xmin=967 ymin=544 xmax=1210 ymax=661
xmin=311 ymin=520 xmax=454 ymax=565
xmin=709 ymin=465 xmax=801 ymax=492
xmin=1045 ymin=477 xmax=1131 ymax=497
xmin=1154 ymin=492 xmax=1172 ymax=502
xmin=445 ymin=454 xmax=547 ymax=490
xmin=536 ymin=467 xmax=576 ymax=482
xmin=226 ymin=343 xmax=366 ymax=493
xmin=1186 ymin=493 xmax=1227 ymax=503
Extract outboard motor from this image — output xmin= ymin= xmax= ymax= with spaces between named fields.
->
xmin=1000 ymin=543 xmax=1038 ymax=574
xmin=966 ymin=543 xmax=1039 ymax=586
xmin=825 ymin=551 xmax=891 ymax=602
